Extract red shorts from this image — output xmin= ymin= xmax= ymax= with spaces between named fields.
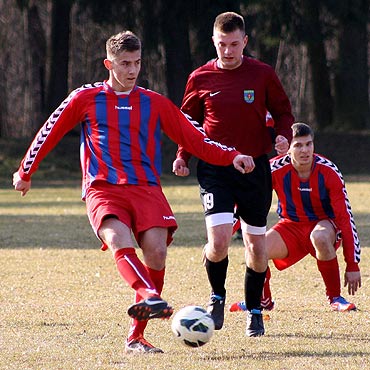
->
xmin=85 ymin=181 xmax=178 ymax=250
xmin=271 ymin=218 xmax=341 ymax=271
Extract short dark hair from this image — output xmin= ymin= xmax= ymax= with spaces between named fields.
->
xmin=292 ymin=122 xmax=314 ymax=139
xmin=106 ymin=31 xmax=141 ymax=59
xmin=214 ymin=12 xmax=245 ymax=34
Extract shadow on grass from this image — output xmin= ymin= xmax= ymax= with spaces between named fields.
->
xmin=204 ymin=348 xmax=370 ymax=361
xmin=0 ymin=215 xmax=98 ymax=249
xmin=1 ymin=211 xmax=369 ymax=249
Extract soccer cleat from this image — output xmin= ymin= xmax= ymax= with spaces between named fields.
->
xmin=229 ymin=301 xmax=246 ymax=312
xmin=229 ymin=299 xmax=275 ymax=312
xmin=330 ymin=296 xmax=356 ymax=312
xmin=246 ymin=309 xmax=265 ymax=337
xmin=125 ymin=335 xmax=164 ymax=354
xmin=127 ymin=296 xmax=173 ymax=321
xmin=207 ymin=294 xmax=225 ymax=330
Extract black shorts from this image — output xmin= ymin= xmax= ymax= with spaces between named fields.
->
xmin=197 ymin=155 xmax=272 ymax=228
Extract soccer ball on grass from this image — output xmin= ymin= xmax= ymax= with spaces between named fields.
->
xmin=171 ymin=305 xmax=215 ymax=348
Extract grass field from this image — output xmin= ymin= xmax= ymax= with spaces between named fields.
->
xmin=0 ymin=178 xmax=369 ymax=370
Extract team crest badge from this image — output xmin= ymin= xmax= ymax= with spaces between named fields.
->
xmin=244 ymin=90 xmax=254 ymax=103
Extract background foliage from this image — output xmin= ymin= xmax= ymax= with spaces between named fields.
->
xmin=0 ymin=0 xmax=369 ymax=140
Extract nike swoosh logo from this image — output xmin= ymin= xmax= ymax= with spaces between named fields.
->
xmin=145 ymin=298 xmax=165 ymax=305
xmin=210 ymin=91 xmax=221 ymax=97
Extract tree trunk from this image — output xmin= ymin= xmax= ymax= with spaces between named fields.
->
xmin=334 ymin=0 xmax=370 ymax=129
xmin=302 ymin=0 xmax=333 ymax=128
xmin=160 ymin=1 xmax=193 ymax=106
xmin=26 ymin=2 xmax=47 ymax=134
xmin=46 ymin=0 xmax=72 ymax=112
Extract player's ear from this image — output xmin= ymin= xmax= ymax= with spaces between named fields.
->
xmin=243 ymin=35 xmax=248 ymax=48
xmin=104 ymin=58 xmax=113 ymax=70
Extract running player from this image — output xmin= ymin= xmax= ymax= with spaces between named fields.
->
xmin=173 ymin=12 xmax=294 ymax=337
xmin=13 ymin=30 xmax=255 ymax=354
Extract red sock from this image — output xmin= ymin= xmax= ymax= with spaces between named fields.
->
xmin=261 ymin=266 xmax=272 ymax=305
xmin=316 ymin=257 xmax=341 ymax=300
xmin=127 ymin=266 xmax=165 ymax=342
xmin=114 ymin=248 xmax=159 ymax=299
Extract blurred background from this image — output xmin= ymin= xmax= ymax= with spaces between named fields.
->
xmin=0 ymin=0 xmax=369 ymax=176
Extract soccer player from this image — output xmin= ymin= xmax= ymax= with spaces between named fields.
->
xmin=173 ymin=12 xmax=294 ymax=337
xmin=13 ymin=30 xmax=255 ymax=354
xmin=230 ymin=122 xmax=361 ymax=313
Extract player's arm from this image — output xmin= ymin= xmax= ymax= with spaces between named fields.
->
xmin=265 ymin=69 xmax=294 ymax=143
xmin=13 ymin=90 xmax=82 ymax=194
xmin=173 ymin=74 xmax=204 ymax=176
xmin=326 ymin=168 xmax=361 ymax=289
xmin=161 ymin=98 xmax=254 ymax=173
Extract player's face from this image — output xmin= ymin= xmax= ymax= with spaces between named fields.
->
xmin=212 ymin=29 xmax=248 ymax=70
xmin=289 ymin=135 xmax=314 ymax=168
xmin=104 ymin=49 xmax=141 ymax=92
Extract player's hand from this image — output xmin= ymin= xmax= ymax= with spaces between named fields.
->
xmin=344 ymin=271 xmax=361 ymax=295
xmin=13 ymin=172 xmax=31 ymax=196
xmin=275 ymin=135 xmax=289 ymax=155
xmin=172 ymin=158 xmax=190 ymax=177
xmin=233 ymin=154 xmax=255 ymax=174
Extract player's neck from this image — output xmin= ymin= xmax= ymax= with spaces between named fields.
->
xmin=292 ymin=162 xmax=312 ymax=179
xmin=292 ymin=159 xmax=312 ymax=179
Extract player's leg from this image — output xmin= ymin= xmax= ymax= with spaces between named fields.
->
xmin=99 ymin=219 xmax=171 ymax=319
xmin=204 ymin=216 xmax=233 ymax=330
xmin=126 ymin=227 xmax=169 ymax=354
xmin=238 ymin=155 xmax=271 ymax=337
xmin=124 ymin=186 xmax=178 ymax=353
xmin=243 ymin=230 xmax=268 ymax=336
xmin=311 ymin=220 xmax=356 ymax=311
xmin=262 ymin=228 xmax=289 ymax=309
xmin=197 ymin=161 xmax=236 ymax=330
xmin=229 ymin=227 xmax=289 ymax=312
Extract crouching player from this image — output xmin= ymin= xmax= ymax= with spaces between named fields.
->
xmin=230 ymin=122 xmax=361 ymax=313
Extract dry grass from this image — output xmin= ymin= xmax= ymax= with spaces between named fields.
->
xmin=0 ymin=181 xmax=369 ymax=370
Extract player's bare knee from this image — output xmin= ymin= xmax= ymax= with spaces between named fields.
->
xmin=311 ymin=229 xmax=331 ymax=248
xmin=206 ymin=241 xmax=228 ymax=261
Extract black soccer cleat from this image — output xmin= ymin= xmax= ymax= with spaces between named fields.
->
xmin=246 ymin=309 xmax=265 ymax=337
xmin=127 ymin=296 xmax=173 ymax=321
xmin=206 ymin=293 xmax=225 ymax=330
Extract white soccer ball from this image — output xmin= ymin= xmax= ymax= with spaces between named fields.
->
xmin=171 ymin=305 xmax=215 ymax=348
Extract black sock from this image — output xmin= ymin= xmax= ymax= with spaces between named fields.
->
xmin=204 ymin=256 xmax=228 ymax=297
xmin=245 ymin=266 xmax=267 ymax=311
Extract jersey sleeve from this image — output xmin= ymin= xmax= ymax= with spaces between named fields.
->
xmin=265 ymin=69 xmax=294 ymax=143
xmin=18 ymin=89 xmax=84 ymax=181
xmin=159 ymin=96 xmax=239 ymax=167
xmin=326 ymin=168 xmax=361 ymax=271
xmin=176 ymin=73 xmax=204 ymax=166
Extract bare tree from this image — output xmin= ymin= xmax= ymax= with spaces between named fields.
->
xmin=333 ymin=0 xmax=369 ymax=129
xmin=46 ymin=0 xmax=73 ymax=112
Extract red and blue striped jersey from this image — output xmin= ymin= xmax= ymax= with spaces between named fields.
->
xmin=18 ymin=82 xmax=239 ymax=197
xmin=270 ymin=154 xmax=361 ymax=270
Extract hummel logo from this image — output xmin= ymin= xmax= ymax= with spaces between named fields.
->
xmin=163 ymin=215 xmax=176 ymax=220
xmin=115 ymin=105 xmax=132 ymax=110
xmin=210 ymin=91 xmax=221 ymax=97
